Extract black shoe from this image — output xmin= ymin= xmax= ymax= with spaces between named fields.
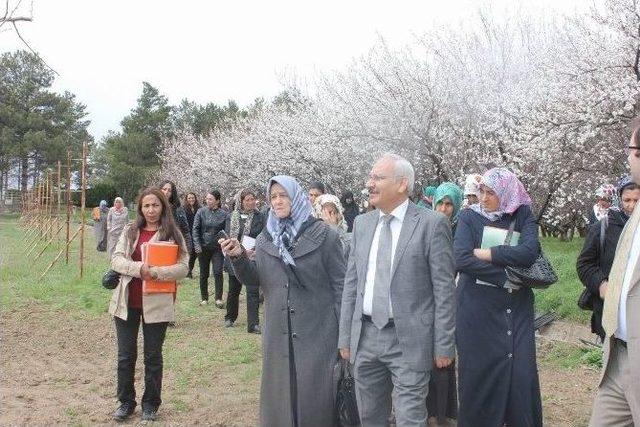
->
xmin=141 ymin=406 xmax=158 ymax=421
xmin=224 ymin=319 xmax=234 ymax=328
xmin=113 ymin=401 xmax=136 ymax=421
xmin=248 ymin=324 xmax=261 ymax=334
xmin=186 ymin=272 xmax=193 ymax=279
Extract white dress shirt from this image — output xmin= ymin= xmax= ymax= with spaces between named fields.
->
xmin=362 ymin=199 xmax=409 ymax=318
xmin=616 ymin=221 xmax=640 ymax=341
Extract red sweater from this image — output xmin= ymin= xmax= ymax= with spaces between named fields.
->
xmin=128 ymin=229 xmax=157 ymax=309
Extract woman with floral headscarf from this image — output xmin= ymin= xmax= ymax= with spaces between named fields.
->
xmin=454 ymin=168 xmax=542 ymax=427
xmin=221 ymin=175 xmax=346 ymax=427
xmin=587 ymin=183 xmax=617 ymax=226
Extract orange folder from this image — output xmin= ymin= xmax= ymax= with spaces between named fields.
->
xmin=142 ymin=242 xmax=179 ymax=294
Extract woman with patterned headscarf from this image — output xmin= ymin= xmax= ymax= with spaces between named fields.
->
xmin=454 ymin=168 xmax=542 ymax=427
xmin=587 ymin=183 xmax=617 ymax=226
xmin=222 ymin=175 xmax=346 ymax=427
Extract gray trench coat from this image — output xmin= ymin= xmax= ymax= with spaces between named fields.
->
xmin=231 ymin=220 xmax=346 ymax=427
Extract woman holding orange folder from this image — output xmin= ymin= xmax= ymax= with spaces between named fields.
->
xmin=109 ymin=187 xmax=188 ymax=422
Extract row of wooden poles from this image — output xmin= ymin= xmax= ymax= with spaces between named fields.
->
xmin=20 ymin=142 xmax=88 ymax=281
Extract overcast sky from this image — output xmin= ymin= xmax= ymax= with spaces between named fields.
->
xmin=0 ymin=0 xmax=586 ymax=142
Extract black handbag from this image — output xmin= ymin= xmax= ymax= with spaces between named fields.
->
xmin=102 ymin=269 xmax=121 ymax=290
xmin=503 ymin=220 xmax=558 ymax=289
xmin=578 ymin=288 xmax=594 ymax=311
xmin=336 ymin=359 xmax=360 ymax=427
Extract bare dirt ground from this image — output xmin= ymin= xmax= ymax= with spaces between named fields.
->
xmin=0 ymin=305 xmax=259 ymax=426
xmin=1 ymin=304 xmax=600 ymax=426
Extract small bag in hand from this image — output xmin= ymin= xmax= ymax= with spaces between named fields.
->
xmin=102 ymin=269 xmax=121 ymax=290
xmin=335 ymin=359 xmax=360 ymax=427
xmin=503 ymin=219 xmax=558 ymax=289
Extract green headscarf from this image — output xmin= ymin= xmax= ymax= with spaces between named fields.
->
xmin=434 ymin=182 xmax=463 ymax=223
xmin=423 ymin=186 xmax=437 ymax=198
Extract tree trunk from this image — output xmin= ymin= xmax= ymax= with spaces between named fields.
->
xmin=20 ymin=156 xmax=29 ymax=192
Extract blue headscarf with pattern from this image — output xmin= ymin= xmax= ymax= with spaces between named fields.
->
xmin=266 ymin=176 xmax=313 ymax=266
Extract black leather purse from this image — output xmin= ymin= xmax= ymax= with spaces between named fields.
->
xmin=102 ymin=269 xmax=121 ymax=290
xmin=335 ymin=359 xmax=360 ymax=427
xmin=503 ymin=220 xmax=558 ymax=289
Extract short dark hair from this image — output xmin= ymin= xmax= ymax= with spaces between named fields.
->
xmin=240 ymin=189 xmax=256 ymax=204
xmin=621 ymin=182 xmax=640 ymax=195
xmin=309 ymin=181 xmax=326 ymax=194
xmin=208 ymin=190 xmax=221 ymax=201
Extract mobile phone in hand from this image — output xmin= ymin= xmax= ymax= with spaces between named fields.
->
xmin=216 ymin=230 xmax=229 ymax=241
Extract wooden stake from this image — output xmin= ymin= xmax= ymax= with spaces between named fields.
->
xmin=39 ymin=226 xmax=81 ymax=281
xmin=79 ymin=141 xmax=87 ymax=278
xmin=66 ymin=151 xmax=71 ymax=265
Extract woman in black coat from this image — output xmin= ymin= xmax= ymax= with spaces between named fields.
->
xmin=159 ymin=180 xmax=193 ymax=254
xmin=577 ymin=179 xmax=640 ymax=339
xmin=454 ymin=168 xmax=542 ymax=427
xmin=224 ymin=189 xmax=266 ymax=333
xmin=183 ymin=192 xmax=201 ymax=278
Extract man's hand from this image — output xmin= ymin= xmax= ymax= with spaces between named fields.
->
xmin=220 ymin=238 xmax=243 ymax=257
xmin=339 ymin=348 xmax=351 ymax=360
xmin=435 ymin=357 xmax=453 ymax=369
xmin=140 ymin=263 xmax=153 ymax=281
xmin=599 ymin=280 xmax=608 ymax=300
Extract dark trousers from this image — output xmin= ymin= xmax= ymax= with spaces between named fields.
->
xmin=225 ymin=275 xmax=260 ymax=329
xmin=188 ymin=251 xmax=197 ymax=275
xmin=115 ymin=308 xmax=168 ymax=410
xmin=199 ymin=248 xmax=224 ymax=301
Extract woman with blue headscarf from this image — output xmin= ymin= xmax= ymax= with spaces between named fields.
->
xmin=221 ymin=175 xmax=346 ymax=427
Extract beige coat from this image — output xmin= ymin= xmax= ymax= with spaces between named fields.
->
xmin=109 ymin=223 xmax=188 ymax=323
xmin=600 ymin=203 xmax=640 ymax=395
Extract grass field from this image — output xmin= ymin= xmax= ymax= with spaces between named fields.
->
xmin=0 ymin=214 xmax=599 ymax=425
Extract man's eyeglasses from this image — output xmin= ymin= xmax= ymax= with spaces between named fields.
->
xmin=625 ymin=146 xmax=640 ymax=155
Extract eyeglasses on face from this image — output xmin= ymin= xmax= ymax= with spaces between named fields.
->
xmin=625 ymin=145 xmax=640 ymax=155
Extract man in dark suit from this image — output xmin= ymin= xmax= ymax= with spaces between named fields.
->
xmin=338 ymin=153 xmax=456 ymax=426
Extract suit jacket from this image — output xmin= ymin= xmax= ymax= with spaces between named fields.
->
xmin=338 ymin=201 xmax=456 ymax=372
xmin=600 ymin=203 xmax=640 ymax=390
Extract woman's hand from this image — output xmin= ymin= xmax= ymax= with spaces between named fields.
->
xmin=321 ymin=206 xmax=340 ymax=226
xmin=140 ymin=263 xmax=153 ymax=280
xmin=220 ymin=238 xmax=243 ymax=257
xmin=246 ymin=248 xmax=256 ymax=260
xmin=473 ymin=248 xmax=492 ymax=262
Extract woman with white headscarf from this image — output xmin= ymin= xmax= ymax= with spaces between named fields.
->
xmin=315 ymin=193 xmax=351 ymax=258
xmin=221 ymin=175 xmax=346 ymax=427
xmin=107 ymin=197 xmax=129 ymax=260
